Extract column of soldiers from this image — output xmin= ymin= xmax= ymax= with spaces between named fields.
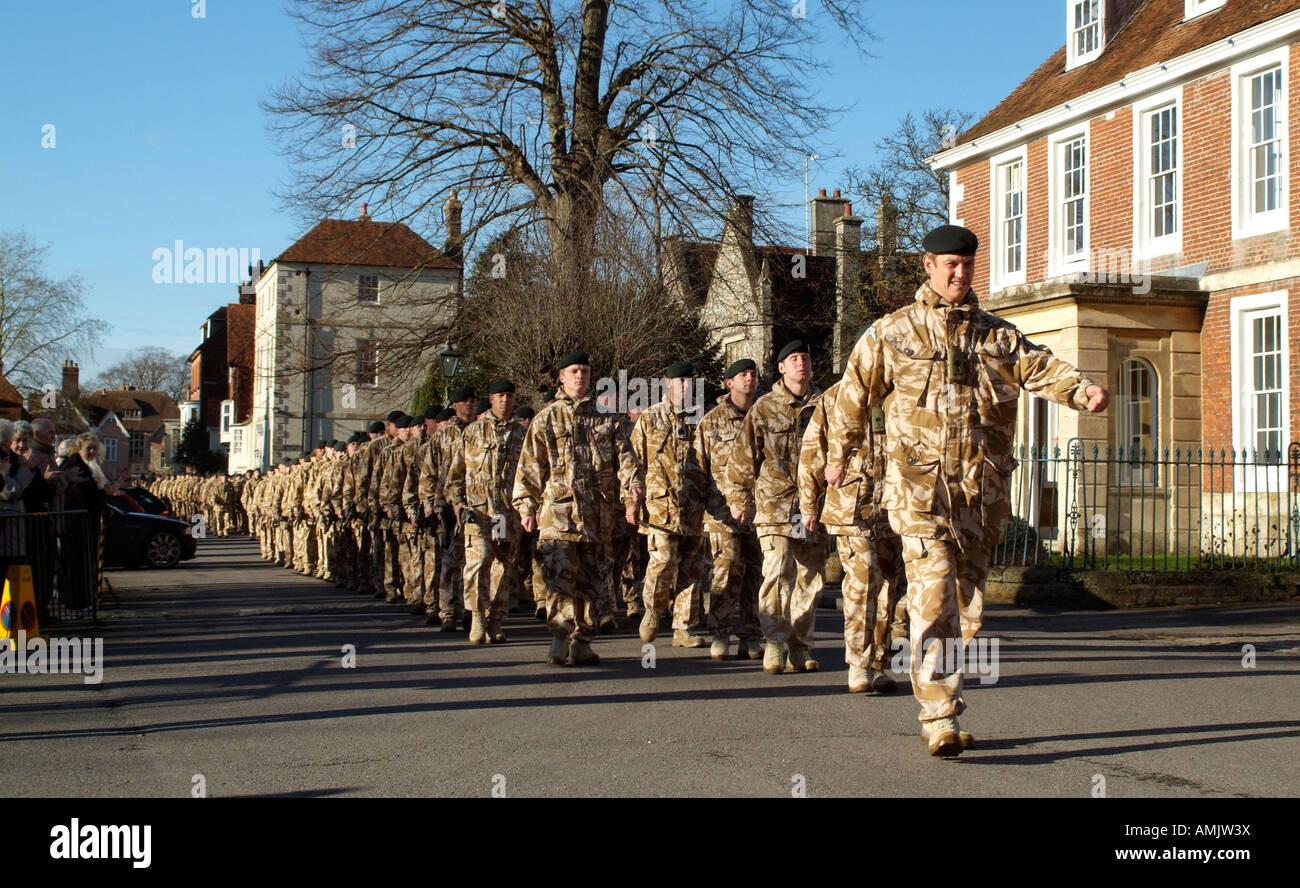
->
xmin=197 ymin=224 xmax=1109 ymax=759
xmin=148 ymin=472 xmax=249 ymax=537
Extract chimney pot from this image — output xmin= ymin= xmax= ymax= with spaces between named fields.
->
xmin=845 ymin=204 xmax=851 ymax=215
xmin=833 ymin=189 xmax=841 ymax=198
xmin=358 ymin=202 xmax=371 ymax=222
xmin=818 ymin=188 xmax=827 ymax=198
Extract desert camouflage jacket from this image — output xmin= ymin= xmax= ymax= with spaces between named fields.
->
xmin=827 ymin=284 xmax=1096 ymax=545
xmin=630 ymin=398 xmax=706 ymax=536
xmin=724 ymin=378 xmax=824 ymax=539
xmin=797 ymin=381 xmax=893 ymax=538
xmin=511 ymin=390 xmax=643 ymax=543
xmin=446 ymin=412 xmax=527 ymax=539
xmin=693 ymin=394 xmax=754 ymax=536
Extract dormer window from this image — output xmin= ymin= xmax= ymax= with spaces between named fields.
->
xmin=1066 ymin=0 xmax=1104 ymax=71
xmin=1184 ymin=0 xmax=1225 ymax=21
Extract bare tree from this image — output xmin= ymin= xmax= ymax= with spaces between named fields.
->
xmin=461 ymin=203 xmax=720 ymax=400
xmin=87 ymin=346 xmax=190 ymax=404
xmin=0 ymin=231 xmax=109 ymax=392
xmin=845 ymin=108 xmax=977 ymax=254
xmin=265 ymin=0 xmax=872 ymax=295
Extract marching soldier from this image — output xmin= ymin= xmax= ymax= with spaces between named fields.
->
xmin=724 ymin=340 xmax=826 ymax=676
xmin=446 ymin=380 xmax=526 ymax=645
xmin=417 ymin=408 xmax=451 ymax=622
xmin=631 ymin=361 xmax=708 ymax=649
xmin=695 ymin=359 xmax=765 ymax=661
xmin=433 ymin=388 xmax=477 ymax=630
xmin=512 ymin=351 xmax=643 ymax=666
xmin=351 ymin=421 xmax=387 ymax=594
xmin=825 ymin=224 xmax=1109 ymax=756
xmin=798 ymin=378 xmax=903 ymax=694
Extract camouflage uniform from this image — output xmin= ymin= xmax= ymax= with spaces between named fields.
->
xmin=349 ymin=439 xmax=379 ymax=593
xmin=798 ymin=381 xmax=904 ymax=676
xmin=630 ymin=398 xmax=707 ymax=633
xmin=376 ymin=437 xmax=407 ymax=601
xmin=362 ymin=434 xmax=392 ymax=596
xmin=434 ymin=420 xmax=470 ymax=621
xmin=724 ymin=378 xmax=826 ymax=656
xmin=695 ymin=394 xmax=764 ymax=649
xmin=400 ymin=432 xmax=429 ymax=605
xmin=416 ymin=434 xmax=445 ymax=615
xmin=446 ymin=411 xmax=527 ymax=629
xmin=511 ymin=391 xmax=642 ymax=645
xmin=827 ymin=284 xmax=1098 ymax=722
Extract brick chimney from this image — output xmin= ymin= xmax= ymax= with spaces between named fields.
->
xmin=62 ymin=359 xmax=80 ymax=402
xmin=358 ymin=202 xmax=372 ymax=223
xmin=443 ymin=191 xmax=463 ymax=264
xmin=811 ymin=188 xmax=850 ymax=257
xmin=833 ymin=204 xmax=864 ymax=373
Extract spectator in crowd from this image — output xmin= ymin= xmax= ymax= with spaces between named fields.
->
xmin=0 ymin=419 xmax=36 ymax=576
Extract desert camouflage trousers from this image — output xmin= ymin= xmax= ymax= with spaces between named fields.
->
xmin=837 ymin=533 xmax=905 ymax=669
xmin=758 ymin=533 xmax=827 ymax=649
xmin=293 ymin=519 xmax=317 ymax=573
xmin=368 ymin=519 xmax=388 ymax=595
xmin=350 ymin=519 xmax=372 ymax=591
xmin=332 ymin=521 xmax=356 ymax=587
xmin=463 ymin=527 xmax=516 ymax=623
xmin=422 ymin=530 xmax=443 ymax=611
xmin=438 ymin=522 xmax=466 ymax=620
xmin=275 ymin=521 xmax=292 ymax=565
xmin=704 ymin=531 xmax=763 ymax=641
xmin=899 ymin=535 xmax=989 ymax=723
xmin=538 ymin=539 xmax=602 ymax=643
xmin=641 ymin=533 xmax=706 ymax=631
xmin=314 ymin=520 xmax=336 ymax=579
xmin=257 ymin=516 xmax=272 ymax=559
xmin=391 ymin=522 xmax=423 ymax=603
xmin=516 ymin=531 xmax=540 ymax=605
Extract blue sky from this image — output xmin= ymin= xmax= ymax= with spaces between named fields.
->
xmin=0 ymin=0 xmax=1063 ymax=383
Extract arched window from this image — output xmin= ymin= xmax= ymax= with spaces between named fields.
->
xmin=1117 ymin=358 xmax=1159 ymax=484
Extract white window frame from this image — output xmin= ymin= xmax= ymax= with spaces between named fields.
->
xmin=1231 ymin=47 xmax=1289 ymax=241
xmin=1229 ymin=290 xmax=1290 ymax=491
xmin=103 ymin=437 xmax=118 ymax=463
xmin=1048 ymin=125 xmax=1091 ymax=278
xmin=1065 ymin=0 xmax=1105 ymax=72
xmin=232 ymin=427 xmax=244 ymax=455
xmin=358 ymin=273 xmax=380 ymax=302
xmin=989 ymin=145 xmax=1028 ymax=292
xmin=1184 ymin=0 xmax=1225 ymax=21
xmin=1133 ymin=87 xmax=1184 ymax=259
xmin=356 ymin=340 xmax=379 ymax=388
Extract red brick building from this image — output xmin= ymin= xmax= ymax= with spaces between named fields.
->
xmin=932 ymin=0 xmax=1300 ymax=462
xmin=184 ymin=270 xmax=258 ymax=458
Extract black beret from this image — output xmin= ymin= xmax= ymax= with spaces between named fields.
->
xmin=542 ymin=388 xmax=558 ymax=402
xmin=435 ymin=408 xmax=455 ymax=422
xmin=423 ymin=404 xmax=443 ymax=420
xmin=515 ymin=406 xmax=535 ymax=420
xmin=316 ymin=439 xmax=329 ymax=450
xmin=921 ymin=224 xmax=978 ymax=257
xmin=664 ymin=360 xmax=693 ymax=379
xmin=556 ymin=350 xmax=589 ymax=371
xmin=450 ymin=385 xmax=476 ymax=403
xmin=723 ymin=358 xmax=757 ymax=379
xmin=298 ymin=452 xmax=311 ymax=461
xmin=385 ymin=410 xmax=405 ymax=424
xmin=394 ymin=414 xmax=412 ymax=429
xmin=476 ymin=398 xmax=492 ymax=415
xmin=367 ymin=420 xmax=385 ymax=434
xmin=488 ymin=379 xmax=516 ymax=395
xmin=776 ymin=340 xmax=810 ymax=363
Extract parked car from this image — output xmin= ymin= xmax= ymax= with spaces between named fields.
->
xmin=103 ymin=498 xmax=198 ymax=569
xmin=116 ymin=486 xmax=176 ymax=519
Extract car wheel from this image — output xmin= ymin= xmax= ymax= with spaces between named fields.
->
xmin=144 ymin=532 xmax=182 ymax=569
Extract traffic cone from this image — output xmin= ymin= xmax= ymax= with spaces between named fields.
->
xmin=1 ymin=565 xmax=41 ymax=650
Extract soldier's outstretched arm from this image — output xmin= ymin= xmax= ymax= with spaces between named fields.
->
xmin=445 ymin=432 xmax=468 ymax=511
xmin=797 ymin=400 xmax=829 ymax=521
xmin=621 ymin=413 xmax=646 ymax=509
xmin=827 ymin=324 xmax=888 ymax=482
xmin=1013 ymin=333 xmax=1105 ymax=412
xmin=511 ymin=418 xmax=548 ymax=528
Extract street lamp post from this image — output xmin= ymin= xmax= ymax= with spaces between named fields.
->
xmin=438 ymin=337 xmax=463 ymax=404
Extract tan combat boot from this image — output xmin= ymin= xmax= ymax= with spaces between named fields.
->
xmin=598 ymin=614 xmax=617 ymax=635
xmin=923 ymin=717 xmax=964 ymax=757
xmin=566 ymin=638 xmax=601 ymax=666
xmin=868 ymin=666 xmax=897 ymax=694
xmin=545 ymin=636 xmax=569 ymax=666
xmin=639 ymin=608 xmax=661 ymax=643
xmin=469 ymin=611 xmax=487 ymax=645
xmin=741 ymin=639 xmax=765 ymax=660
xmin=762 ymin=641 xmax=785 ymax=675
xmin=487 ymin=620 xmax=507 ymax=644
xmin=920 ymin=719 xmax=975 ymax=751
xmin=847 ymin=664 xmax=870 ymax=693
xmin=672 ymin=629 xmax=706 ymax=648
xmin=785 ymin=646 xmax=820 ymax=673
xmin=709 ymin=635 xmax=730 ymax=661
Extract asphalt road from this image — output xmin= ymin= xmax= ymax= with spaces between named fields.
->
xmin=3 ymin=536 xmax=1298 ymax=797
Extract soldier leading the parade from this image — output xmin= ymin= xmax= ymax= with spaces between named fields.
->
xmin=824 ymin=224 xmax=1110 ymax=757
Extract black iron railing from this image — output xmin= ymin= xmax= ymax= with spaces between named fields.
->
xmin=0 ymin=510 xmax=99 ymax=624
